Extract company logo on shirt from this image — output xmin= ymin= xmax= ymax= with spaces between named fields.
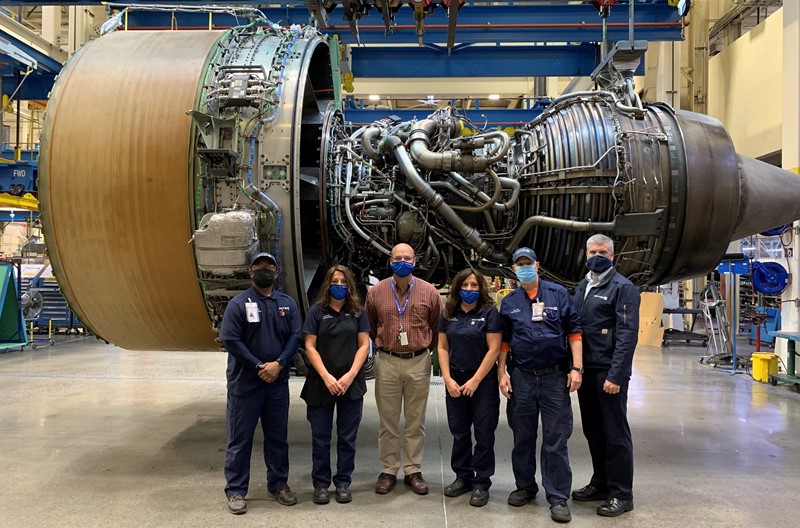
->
xmin=592 ymin=295 xmax=608 ymax=301
xmin=510 ymin=308 xmax=521 ymax=314
xmin=279 ymin=306 xmax=291 ymax=317
xmin=470 ymin=318 xmax=486 ymax=323
xmin=322 ymin=314 xmax=334 ymax=320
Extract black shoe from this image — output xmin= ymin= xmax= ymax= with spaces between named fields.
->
xmin=597 ymin=497 xmax=634 ymax=517
xmin=507 ymin=488 xmax=537 ymax=507
xmin=469 ymin=489 xmax=490 ymax=507
xmin=444 ymin=478 xmax=472 ymax=497
xmin=271 ymin=486 xmax=298 ymax=506
xmin=334 ymin=486 xmax=352 ymax=503
xmin=550 ymin=500 xmax=572 ymax=523
xmin=227 ymin=494 xmax=247 ymax=515
xmin=571 ymin=483 xmax=609 ymax=502
xmin=313 ymin=486 xmax=330 ymax=505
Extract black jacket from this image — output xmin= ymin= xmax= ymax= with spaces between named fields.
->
xmin=573 ymin=269 xmax=640 ymax=384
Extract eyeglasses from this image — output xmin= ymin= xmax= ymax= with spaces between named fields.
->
xmin=391 ymin=255 xmax=415 ymax=262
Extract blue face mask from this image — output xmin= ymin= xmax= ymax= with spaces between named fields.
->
xmin=515 ymin=264 xmax=538 ymax=284
xmin=329 ymin=284 xmax=348 ymax=300
xmin=459 ymin=289 xmax=480 ymax=304
xmin=391 ymin=260 xmax=414 ymax=278
xmin=586 ymin=255 xmax=613 ymax=273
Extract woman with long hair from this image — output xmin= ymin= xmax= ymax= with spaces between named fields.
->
xmin=301 ymin=264 xmax=370 ymax=505
xmin=438 ymin=268 xmax=502 ymax=507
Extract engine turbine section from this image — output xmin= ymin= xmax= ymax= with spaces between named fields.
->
xmin=322 ymin=92 xmax=800 ymax=290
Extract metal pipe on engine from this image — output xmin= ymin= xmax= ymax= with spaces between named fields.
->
xmin=449 ymin=171 xmax=520 ymax=212
xmin=384 ymin=135 xmax=505 ymax=263
xmin=450 ymin=168 xmax=503 ymax=213
xmin=361 ymin=126 xmax=383 ymax=162
xmin=506 ymin=215 xmax=616 ymax=252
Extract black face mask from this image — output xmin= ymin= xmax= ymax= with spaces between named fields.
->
xmin=586 ymin=255 xmax=614 ymax=273
xmin=253 ymin=268 xmax=276 ymax=289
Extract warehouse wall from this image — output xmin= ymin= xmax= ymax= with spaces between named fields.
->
xmin=0 ymin=222 xmax=37 ymax=256
xmin=708 ymin=8 xmax=783 ymax=158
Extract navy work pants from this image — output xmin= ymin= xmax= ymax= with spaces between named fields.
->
xmin=577 ymin=368 xmax=633 ymax=501
xmin=445 ymin=369 xmax=500 ymax=491
xmin=507 ymin=369 xmax=573 ymax=504
xmin=224 ymin=381 xmax=290 ymax=497
xmin=306 ymin=397 xmax=364 ymax=489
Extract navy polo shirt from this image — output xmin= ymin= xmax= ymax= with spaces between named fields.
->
xmin=219 ymin=286 xmax=302 ymax=395
xmin=499 ymin=280 xmax=582 ymax=370
xmin=438 ymin=304 xmax=503 ymax=371
xmin=300 ymin=304 xmax=370 ymax=406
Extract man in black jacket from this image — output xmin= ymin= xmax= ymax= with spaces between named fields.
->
xmin=571 ymin=234 xmax=640 ymax=518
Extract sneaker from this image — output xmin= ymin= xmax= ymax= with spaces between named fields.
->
xmin=313 ymin=486 xmax=330 ymax=505
xmin=507 ymin=488 xmax=537 ymax=507
xmin=444 ymin=478 xmax=472 ymax=497
xmin=335 ymin=486 xmax=352 ymax=503
xmin=550 ymin=500 xmax=572 ymax=523
xmin=271 ymin=485 xmax=298 ymax=506
xmin=227 ymin=494 xmax=247 ymax=515
xmin=469 ymin=488 xmax=490 ymax=507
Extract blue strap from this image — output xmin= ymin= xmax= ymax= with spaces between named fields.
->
xmin=390 ymin=277 xmax=415 ymax=319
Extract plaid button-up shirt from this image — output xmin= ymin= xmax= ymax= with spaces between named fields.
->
xmin=365 ymin=276 xmax=441 ymax=353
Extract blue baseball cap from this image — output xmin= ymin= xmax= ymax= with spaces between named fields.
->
xmin=512 ymin=247 xmax=537 ymax=263
xmin=250 ymin=252 xmax=277 ymax=266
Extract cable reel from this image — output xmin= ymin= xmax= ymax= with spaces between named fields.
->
xmin=751 ymin=261 xmax=789 ymax=296
xmin=760 ymin=224 xmax=791 ymax=237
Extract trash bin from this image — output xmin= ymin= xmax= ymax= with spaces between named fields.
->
xmin=751 ymin=352 xmax=779 ymax=383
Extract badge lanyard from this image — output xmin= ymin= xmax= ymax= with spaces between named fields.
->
xmin=531 ymin=295 xmax=544 ymax=322
xmin=245 ymin=298 xmax=260 ymax=323
xmin=391 ymin=277 xmax=414 ymax=346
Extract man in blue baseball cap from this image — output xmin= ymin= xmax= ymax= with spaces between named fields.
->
xmin=219 ymin=251 xmax=302 ymax=514
xmin=498 ymin=247 xmax=584 ymax=523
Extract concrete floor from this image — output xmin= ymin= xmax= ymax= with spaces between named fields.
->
xmin=1 ymin=337 xmax=800 ymax=527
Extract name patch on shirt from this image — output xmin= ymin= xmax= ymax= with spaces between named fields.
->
xmin=593 ymin=294 xmax=609 ymax=301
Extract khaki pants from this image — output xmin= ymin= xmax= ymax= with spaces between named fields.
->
xmin=375 ymin=351 xmax=431 ymax=475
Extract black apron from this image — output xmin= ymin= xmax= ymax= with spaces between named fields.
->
xmin=301 ymin=308 xmax=367 ymax=406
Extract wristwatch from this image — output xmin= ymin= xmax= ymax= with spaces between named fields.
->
xmin=571 ymin=366 xmax=584 ymax=374
xmin=256 ymin=363 xmax=264 ymax=370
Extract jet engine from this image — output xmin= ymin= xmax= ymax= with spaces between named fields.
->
xmin=38 ymin=23 xmax=800 ymax=350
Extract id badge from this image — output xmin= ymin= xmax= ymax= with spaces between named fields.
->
xmin=398 ymin=330 xmax=409 ymax=346
xmin=245 ymin=301 xmax=260 ymax=323
xmin=531 ymin=302 xmax=544 ymax=322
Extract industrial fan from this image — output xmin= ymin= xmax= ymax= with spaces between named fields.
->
xmin=21 ymin=289 xmax=44 ymax=321
xmin=20 ymin=289 xmax=54 ymax=348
